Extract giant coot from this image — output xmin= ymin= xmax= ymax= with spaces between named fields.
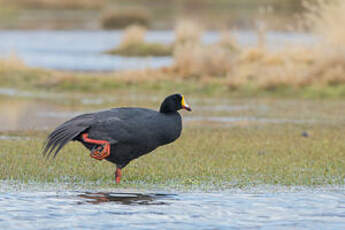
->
xmin=43 ymin=94 xmax=191 ymax=183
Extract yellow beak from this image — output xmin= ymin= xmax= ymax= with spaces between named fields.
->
xmin=181 ymin=96 xmax=192 ymax=111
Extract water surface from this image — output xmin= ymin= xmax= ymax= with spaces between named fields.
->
xmin=0 ymin=30 xmax=315 ymax=71
xmin=1 ymin=187 xmax=344 ymax=230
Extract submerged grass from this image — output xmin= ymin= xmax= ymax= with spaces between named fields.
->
xmin=0 ymin=124 xmax=344 ymax=189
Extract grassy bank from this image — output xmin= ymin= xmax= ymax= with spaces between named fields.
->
xmin=1 ymin=123 xmax=344 ymax=189
xmin=2 ymin=56 xmax=345 ymax=99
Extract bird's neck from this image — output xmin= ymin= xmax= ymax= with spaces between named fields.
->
xmin=159 ymin=104 xmax=176 ymax=113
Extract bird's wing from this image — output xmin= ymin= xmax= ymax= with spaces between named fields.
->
xmin=42 ymin=113 xmax=95 ymax=158
xmin=87 ymin=108 xmax=156 ymax=144
xmin=87 ymin=116 xmax=137 ymax=143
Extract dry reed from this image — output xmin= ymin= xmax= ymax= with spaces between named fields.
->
xmin=174 ymin=20 xmax=203 ymax=45
xmin=226 ymin=0 xmax=345 ymax=90
xmin=0 ymin=53 xmax=26 ymax=70
xmin=107 ymin=25 xmax=172 ymax=56
xmin=119 ymin=25 xmax=147 ymax=47
xmin=164 ymin=1 xmax=345 ymax=90
xmin=172 ymin=43 xmax=232 ymax=78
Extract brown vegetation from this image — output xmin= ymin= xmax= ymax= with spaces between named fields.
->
xmin=0 ymin=53 xmax=26 ymax=70
xmin=1 ymin=1 xmax=345 ymax=95
xmin=101 ymin=8 xmax=151 ymax=29
xmin=106 ymin=25 xmax=172 ymax=56
xmin=164 ymin=0 xmax=345 ymax=91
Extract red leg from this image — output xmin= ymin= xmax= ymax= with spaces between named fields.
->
xmin=115 ymin=168 xmax=122 ymax=184
xmin=81 ymin=133 xmax=110 ymax=160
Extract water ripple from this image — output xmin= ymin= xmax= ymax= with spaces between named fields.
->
xmin=0 ymin=189 xmax=344 ymax=230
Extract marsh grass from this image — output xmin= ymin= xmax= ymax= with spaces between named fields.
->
xmin=1 ymin=124 xmax=344 ymax=189
xmin=167 ymin=0 xmax=345 ymax=91
xmin=106 ymin=25 xmax=172 ymax=56
xmin=2 ymin=1 xmax=345 ymax=97
xmin=102 ymin=0 xmax=345 ymax=88
xmin=107 ymin=21 xmax=203 ymax=57
xmin=174 ymin=20 xmax=203 ymax=45
xmin=2 ymin=56 xmax=345 ymax=99
xmin=172 ymin=43 xmax=232 ymax=78
xmin=0 ymin=53 xmax=26 ymax=69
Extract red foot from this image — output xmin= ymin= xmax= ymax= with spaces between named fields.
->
xmin=115 ymin=168 xmax=122 ymax=184
xmin=82 ymin=133 xmax=110 ymax=160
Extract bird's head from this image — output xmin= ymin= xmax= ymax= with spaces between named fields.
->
xmin=160 ymin=94 xmax=192 ymax=113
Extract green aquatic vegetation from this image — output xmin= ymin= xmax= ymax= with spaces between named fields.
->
xmin=1 ymin=124 xmax=344 ymax=189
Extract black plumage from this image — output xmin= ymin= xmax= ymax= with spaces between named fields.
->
xmin=42 ymin=94 xmax=191 ymax=183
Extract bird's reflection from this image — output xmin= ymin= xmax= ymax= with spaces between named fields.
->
xmin=77 ymin=192 xmax=175 ymax=205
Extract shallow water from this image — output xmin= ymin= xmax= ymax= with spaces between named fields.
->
xmin=0 ymin=94 xmax=327 ymax=131
xmin=2 ymin=92 xmax=345 ymax=131
xmin=0 ymin=30 xmax=315 ymax=71
xmin=1 ymin=188 xmax=344 ymax=230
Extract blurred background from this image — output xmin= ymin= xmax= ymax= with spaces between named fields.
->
xmin=1 ymin=0 xmax=345 ymax=129
xmin=0 ymin=0 xmax=303 ymax=30
xmin=0 ymin=0 xmax=314 ymax=72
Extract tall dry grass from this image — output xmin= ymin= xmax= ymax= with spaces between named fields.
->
xmin=227 ymin=0 xmax=345 ymax=89
xmin=119 ymin=25 xmax=147 ymax=47
xmin=174 ymin=20 xmax=203 ymax=45
xmin=172 ymin=43 xmax=232 ymax=78
xmin=172 ymin=20 xmax=233 ymax=77
xmin=107 ymin=25 xmax=172 ymax=56
xmin=165 ymin=0 xmax=345 ymax=90
xmin=303 ymin=0 xmax=345 ymax=47
xmin=0 ymin=53 xmax=26 ymax=70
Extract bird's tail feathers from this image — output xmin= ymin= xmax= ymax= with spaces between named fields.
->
xmin=42 ymin=114 xmax=93 ymax=159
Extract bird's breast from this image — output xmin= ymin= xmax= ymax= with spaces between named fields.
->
xmin=154 ymin=114 xmax=182 ymax=145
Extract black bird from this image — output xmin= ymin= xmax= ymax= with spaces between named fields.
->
xmin=43 ymin=94 xmax=191 ymax=183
